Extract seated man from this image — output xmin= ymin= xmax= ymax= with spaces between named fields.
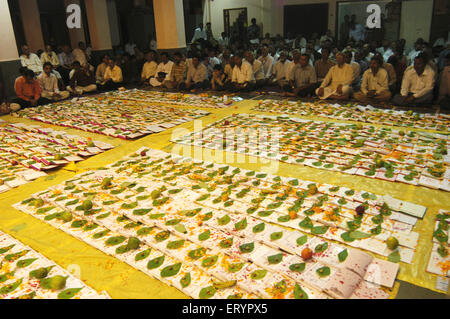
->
xmin=259 ymin=46 xmax=274 ymax=80
xmin=140 ymin=51 xmax=157 ymax=85
xmin=96 ymin=54 xmax=110 ymax=84
xmin=14 ymin=69 xmax=51 ymax=108
xmin=99 ymin=59 xmax=123 ymax=91
xmin=180 ymin=55 xmax=209 ymax=92
xmin=38 ymin=62 xmax=70 ymax=101
xmin=210 ymin=64 xmax=229 ymax=91
xmin=230 ymin=53 xmax=256 ymax=92
xmin=392 ymin=53 xmax=435 ymax=106
xmin=40 ymin=45 xmax=60 ymax=69
xmin=343 ymin=51 xmax=361 ymax=90
xmin=244 ymin=51 xmax=265 ymax=88
xmin=316 ymin=52 xmax=353 ymax=100
xmin=150 ymin=52 xmax=174 ymax=87
xmin=284 ymin=53 xmax=317 ymax=97
xmin=163 ymin=51 xmax=186 ymax=90
xmin=314 ymin=47 xmax=335 ymax=83
xmin=270 ymin=51 xmax=291 ymax=89
xmin=0 ymin=82 xmax=20 ymax=114
xmin=67 ymin=61 xmax=97 ymax=95
xmin=58 ymin=45 xmax=75 ymax=84
xmin=354 ymin=57 xmax=391 ymax=104
xmin=20 ymin=45 xmax=43 ymax=74
xmin=438 ymin=53 xmax=450 ymax=110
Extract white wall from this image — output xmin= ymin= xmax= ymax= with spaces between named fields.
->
xmin=399 ymin=0 xmax=433 ymax=49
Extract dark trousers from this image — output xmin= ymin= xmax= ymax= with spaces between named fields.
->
xmin=13 ymin=97 xmax=52 ymax=108
xmin=392 ymin=92 xmax=433 ymax=107
xmin=179 ymin=80 xmax=210 ymax=91
xmin=440 ymin=96 xmax=450 ymax=110
xmin=283 ymin=83 xmax=318 ymax=97
xmin=98 ymin=80 xmax=122 ymax=92
xmin=229 ymin=82 xmax=256 ymax=93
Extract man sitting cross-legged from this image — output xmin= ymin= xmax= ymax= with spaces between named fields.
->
xmin=284 ymin=53 xmax=317 ymax=97
xmin=14 ymin=69 xmax=51 ymax=108
xmin=392 ymin=53 xmax=435 ymax=106
xmin=67 ymin=61 xmax=97 ymax=96
xmin=38 ymin=62 xmax=70 ymax=101
xmin=354 ymin=56 xmax=391 ymax=104
xmin=230 ymin=53 xmax=256 ymax=92
xmin=316 ymin=52 xmax=353 ymax=100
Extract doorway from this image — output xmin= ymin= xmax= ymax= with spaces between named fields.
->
xmin=283 ymin=3 xmax=328 ymax=39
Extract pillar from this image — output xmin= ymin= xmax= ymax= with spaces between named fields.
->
xmin=153 ymin=0 xmax=186 ymax=50
xmin=17 ymin=0 xmax=45 ymax=52
xmin=85 ymin=0 xmax=113 ymax=51
xmin=64 ymin=0 xmax=86 ymax=49
xmin=0 ymin=0 xmax=21 ymax=97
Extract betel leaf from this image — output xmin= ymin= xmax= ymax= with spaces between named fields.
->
xmin=433 ymin=228 xmax=448 ymax=243
xmin=165 ymin=219 xmax=181 ymax=226
xmin=105 ymin=236 xmax=126 ymax=246
xmin=133 ymin=209 xmax=152 ymax=216
xmin=161 ymin=263 xmax=182 ymax=278
xmin=180 ymin=272 xmax=191 ymax=288
xmin=239 ymin=242 xmax=255 ymax=253
xmin=387 ymin=251 xmax=400 ymax=263
xmin=293 ymin=283 xmax=308 ymax=299
xmin=314 ymin=243 xmax=329 ymax=253
xmin=289 ymin=263 xmax=306 ymax=273
xmin=349 ymin=231 xmax=372 ymax=240
xmin=228 ymin=262 xmax=245 ymax=273
xmin=299 ymin=217 xmax=314 ymax=229
xmin=135 ymin=249 xmax=151 ymax=262
xmin=250 ymin=269 xmax=267 ymax=280
xmin=93 ymin=230 xmax=109 ymax=239
xmin=252 ymin=223 xmax=265 ymax=233
xmin=234 ymin=218 xmax=247 ymax=231
xmin=219 ymin=238 xmax=233 ymax=249
xmin=267 ymin=253 xmax=284 ymax=265
xmin=155 ymin=231 xmax=170 ymax=242
xmin=270 ymin=232 xmax=283 ymax=241
xmin=198 ymin=230 xmax=211 ymax=241
xmin=340 ymin=232 xmax=355 ymax=242
xmin=147 ymin=256 xmax=165 ymax=269
xmin=57 ymin=288 xmax=83 ymax=299
xmin=0 ymin=244 xmax=15 ymax=254
xmin=188 ymin=248 xmax=206 ymax=260
xmin=16 ymin=258 xmax=38 ymax=268
xmin=201 ymin=255 xmax=218 ymax=268
xmin=166 ymin=240 xmax=185 ymax=250
xmin=338 ymin=249 xmax=348 ymax=262
xmin=0 ymin=279 xmax=23 ymax=294
xmin=316 ymin=266 xmax=331 ymax=278
xmin=174 ymin=224 xmax=187 ymax=234
xmin=311 ymin=226 xmax=329 ymax=235
xmin=217 ymin=215 xmax=231 ymax=226
xmin=199 ymin=286 xmax=217 ymax=299
xmin=296 ymin=235 xmax=308 ymax=246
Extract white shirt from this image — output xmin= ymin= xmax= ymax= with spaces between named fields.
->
xmin=349 ymin=24 xmax=365 ymax=42
xmin=246 ymin=59 xmax=265 ymax=80
xmin=400 ymin=65 xmax=435 ymax=98
xmin=37 ymin=72 xmax=60 ymax=94
xmin=407 ymin=50 xmax=421 ymax=66
xmin=149 ymin=39 xmax=157 ymax=51
xmin=155 ymin=61 xmax=174 ymax=81
xmin=259 ymin=55 xmax=274 ymax=78
xmin=360 ymin=68 xmax=389 ymax=95
xmin=272 ymin=60 xmax=291 ymax=81
xmin=72 ymin=48 xmax=88 ymax=66
xmin=232 ymin=61 xmax=255 ymax=84
xmin=217 ymin=36 xmax=229 ymax=47
xmin=20 ymin=53 xmax=43 ymax=74
xmin=191 ymin=28 xmax=207 ymax=43
xmin=125 ymin=43 xmax=136 ymax=56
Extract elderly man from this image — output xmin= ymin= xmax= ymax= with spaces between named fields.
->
xmin=67 ymin=61 xmax=97 ymax=95
xmin=245 ymin=51 xmax=265 ymax=88
xmin=354 ymin=57 xmax=391 ymax=104
xmin=38 ymin=62 xmax=70 ymax=101
xmin=392 ymin=53 xmax=435 ymax=106
xmin=20 ymin=45 xmax=43 ymax=74
xmin=316 ymin=52 xmax=353 ymax=100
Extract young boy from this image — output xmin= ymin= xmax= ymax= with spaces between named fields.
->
xmin=211 ymin=64 xmax=229 ymax=91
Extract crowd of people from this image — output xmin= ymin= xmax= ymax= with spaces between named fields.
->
xmin=1 ymin=19 xmax=449 ymax=115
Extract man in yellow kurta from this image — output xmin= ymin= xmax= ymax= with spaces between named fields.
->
xmin=316 ymin=52 xmax=353 ymax=100
xmin=354 ymin=57 xmax=391 ymax=104
xmin=141 ymin=51 xmax=157 ymax=85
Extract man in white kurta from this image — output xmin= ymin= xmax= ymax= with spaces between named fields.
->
xmin=354 ymin=57 xmax=391 ymax=104
xmin=316 ymin=52 xmax=354 ymax=100
xmin=20 ymin=45 xmax=43 ymax=74
xmin=150 ymin=53 xmax=174 ymax=87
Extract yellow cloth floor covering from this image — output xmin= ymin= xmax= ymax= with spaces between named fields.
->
xmin=0 ymin=99 xmax=448 ymax=298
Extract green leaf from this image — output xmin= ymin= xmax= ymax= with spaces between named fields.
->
xmin=338 ymin=249 xmax=348 ymax=262
xmin=270 ymin=232 xmax=283 ymax=241
xmin=219 ymin=238 xmax=233 ymax=249
xmin=252 ymin=223 xmax=265 ymax=233
xmin=316 ymin=266 xmax=331 ymax=277
xmin=132 ymin=209 xmax=152 ymax=216
xmin=135 ymin=249 xmax=151 ymax=261
xmin=147 ymin=256 xmax=165 ymax=269
xmin=217 ymin=215 xmax=231 ymax=226
xmin=160 ymin=263 xmax=182 ymax=278
xmin=165 ymin=219 xmax=181 ymax=226
xmin=201 ymin=255 xmax=218 ymax=268
xmin=267 ymin=253 xmax=284 ymax=264
xmin=154 ymin=231 xmax=170 ymax=242
xmin=234 ymin=218 xmax=247 ymax=231
xmin=341 ymin=232 xmax=355 ymax=242
xmin=188 ymin=248 xmax=206 ymax=260
xmin=314 ymin=243 xmax=329 ymax=253
xmin=198 ymin=230 xmax=211 ymax=241
xmin=296 ymin=235 xmax=308 ymax=246
xmin=105 ymin=236 xmax=126 ymax=246
xmin=311 ymin=226 xmax=329 ymax=235
xmin=166 ymin=240 xmax=185 ymax=250
xmin=250 ymin=269 xmax=267 ymax=280
xmin=289 ymin=263 xmax=306 ymax=273
xmin=349 ymin=231 xmax=372 ymax=240
xmin=0 ymin=279 xmax=23 ymax=294
xmin=299 ymin=217 xmax=314 ymax=229
xmin=16 ymin=258 xmax=38 ymax=268
xmin=239 ymin=242 xmax=255 ymax=253
xmin=180 ymin=272 xmax=191 ymax=288
xmin=199 ymin=286 xmax=217 ymax=299
xmin=293 ymin=283 xmax=309 ymax=299
xmin=93 ymin=230 xmax=109 ymax=239
xmin=57 ymin=288 xmax=83 ymax=299
xmin=387 ymin=251 xmax=401 ymax=263
xmin=228 ymin=262 xmax=245 ymax=273
xmin=0 ymin=244 xmax=15 ymax=254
